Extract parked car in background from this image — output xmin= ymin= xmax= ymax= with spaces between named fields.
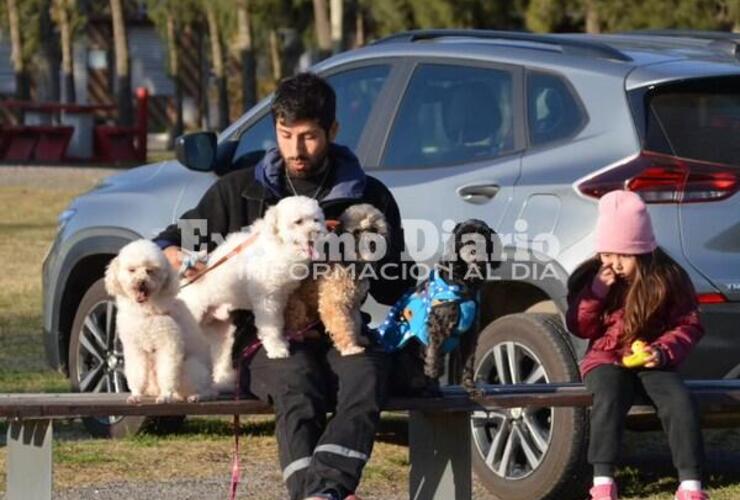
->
xmin=43 ymin=30 xmax=740 ymax=499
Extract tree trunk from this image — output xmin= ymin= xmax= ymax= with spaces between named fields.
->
xmin=110 ymin=0 xmax=133 ymax=126
xmin=354 ymin=5 xmax=365 ymax=48
xmin=56 ymin=0 xmax=76 ymax=103
xmin=237 ymin=0 xmax=257 ymax=111
xmin=37 ymin=3 xmax=60 ymax=107
xmin=584 ymin=0 xmax=601 ymax=34
xmin=6 ymin=0 xmax=30 ymax=106
xmin=269 ymin=28 xmax=283 ymax=83
xmin=166 ymin=13 xmax=183 ymax=147
xmin=312 ymin=0 xmax=332 ymax=60
xmin=205 ymin=2 xmax=229 ymax=131
xmin=330 ymin=0 xmax=343 ymax=54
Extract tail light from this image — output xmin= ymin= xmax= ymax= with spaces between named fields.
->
xmin=577 ymin=151 xmax=739 ymax=203
xmin=697 ymin=293 xmax=727 ymax=304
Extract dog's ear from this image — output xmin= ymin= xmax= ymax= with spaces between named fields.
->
xmin=160 ymin=260 xmax=180 ymax=298
xmin=104 ymin=257 xmax=123 ymax=297
xmin=372 ymin=212 xmax=389 ymax=238
xmin=261 ymin=204 xmax=281 ymax=238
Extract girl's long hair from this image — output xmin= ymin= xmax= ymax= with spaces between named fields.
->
xmin=568 ymin=248 xmax=696 ymax=345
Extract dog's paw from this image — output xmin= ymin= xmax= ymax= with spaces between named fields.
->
xmin=127 ymin=394 xmax=142 ymax=404
xmin=210 ymin=303 xmax=233 ymax=322
xmin=422 ymin=377 xmax=443 ymax=397
xmin=263 ymin=339 xmax=290 ymax=359
xmin=155 ymin=392 xmax=182 ymax=404
xmin=339 ymin=345 xmax=365 ymax=356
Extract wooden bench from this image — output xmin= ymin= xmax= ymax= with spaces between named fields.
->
xmin=2 ymin=381 xmax=740 ymax=500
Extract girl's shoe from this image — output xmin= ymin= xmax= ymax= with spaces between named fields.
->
xmin=589 ymin=483 xmax=618 ymax=500
xmin=675 ymin=488 xmax=709 ymax=500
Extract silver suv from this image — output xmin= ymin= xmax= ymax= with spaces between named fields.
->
xmin=43 ymin=30 xmax=740 ymax=499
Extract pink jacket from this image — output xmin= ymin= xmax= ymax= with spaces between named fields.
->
xmin=566 ymin=283 xmax=704 ymax=378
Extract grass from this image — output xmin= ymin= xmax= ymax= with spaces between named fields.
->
xmin=0 ymin=181 xmax=86 ymax=392
xmin=0 ymin=167 xmax=739 ymax=498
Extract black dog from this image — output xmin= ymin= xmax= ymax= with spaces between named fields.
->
xmin=379 ymin=219 xmax=499 ymax=396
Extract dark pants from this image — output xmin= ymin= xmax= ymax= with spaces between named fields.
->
xmin=584 ymin=364 xmax=705 ymax=480
xmin=247 ymin=339 xmax=389 ymax=500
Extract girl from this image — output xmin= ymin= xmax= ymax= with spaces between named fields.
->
xmin=566 ymin=190 xmax=707 ymax=500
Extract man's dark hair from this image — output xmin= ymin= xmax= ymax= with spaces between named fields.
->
xmin=271 ymin=72 xmax=336 ymax=132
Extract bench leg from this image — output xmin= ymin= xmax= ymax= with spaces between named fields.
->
xmin=6 ymin=419 xmax=53 ymax=500
xmin=409 ymin=411 xmax=471 ymax=500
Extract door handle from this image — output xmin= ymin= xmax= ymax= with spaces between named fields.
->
xmin=457 ymin=183 xmax=500 ymax=204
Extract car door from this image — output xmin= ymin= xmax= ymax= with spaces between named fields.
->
xmin=366 ymin=60 xmax=525 ymax=271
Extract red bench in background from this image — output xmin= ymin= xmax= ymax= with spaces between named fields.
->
xmin=0 ymin=125 xmax=75 ymax=162
xmin=0 ymin=88 xmax=148 ymax=164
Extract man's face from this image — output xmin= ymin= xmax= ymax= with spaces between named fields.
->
xmin=276 ymin=118 xmax=338 ymax=178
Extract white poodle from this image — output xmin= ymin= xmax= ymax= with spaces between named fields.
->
xmin=105 ymin=239 xmax=215 ymax=403
xmin=178 ymin=195 xmax=326 ymax=390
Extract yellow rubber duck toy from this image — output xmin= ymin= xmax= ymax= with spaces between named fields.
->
xmin=622 ymin=340 xmax=652 ymax=368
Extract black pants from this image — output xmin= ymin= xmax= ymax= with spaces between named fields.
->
xmin=584 ymin=364 xmax=705 ymax=480
xmin=247 ymin=339 xmax=389 ymax=500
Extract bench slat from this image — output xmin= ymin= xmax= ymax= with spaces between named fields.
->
xmin=1 ymin=381 xmax=739 ymax=419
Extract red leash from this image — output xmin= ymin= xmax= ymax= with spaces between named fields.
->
xmin=228 ymin=320 xmax=322 ymax=499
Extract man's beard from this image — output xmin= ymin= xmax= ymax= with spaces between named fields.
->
xmin=285 ymin=147 xmax=329 ymax=179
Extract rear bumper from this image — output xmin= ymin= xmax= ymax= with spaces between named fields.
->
xmin=679 ymin=302 xmax=740 ymax=379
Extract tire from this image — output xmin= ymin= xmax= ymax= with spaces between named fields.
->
xmin=470 ymin=313 xmax=588 ymax=500
xmin=69 ymin=278 xmax=185 ymax=438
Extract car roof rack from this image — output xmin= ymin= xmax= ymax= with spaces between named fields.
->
xmin=372 ymin=29 xmax=632 ymax=62
xmin=617 ymin=30 xmax=740 ymax=60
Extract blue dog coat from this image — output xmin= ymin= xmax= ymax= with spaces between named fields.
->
xmin=376 ymin=269 xmax=478 ymax=353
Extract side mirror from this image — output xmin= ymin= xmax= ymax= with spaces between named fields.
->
xmin=175 ymin=132 xmax=217 ymax=172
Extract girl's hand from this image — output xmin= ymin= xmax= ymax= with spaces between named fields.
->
xmin=591 ymin=265 xmax=616 ymax=299
xmin=644 ymin=345 xmax=664 ymax=368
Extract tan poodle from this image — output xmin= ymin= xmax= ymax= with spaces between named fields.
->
xmin=286 ymin=204 xmax=389 ymax=355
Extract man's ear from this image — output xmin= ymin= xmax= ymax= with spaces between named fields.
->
xmin=328 ymin=121 xmax=339 ymax=142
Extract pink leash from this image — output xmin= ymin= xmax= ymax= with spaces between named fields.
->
xmin=228 ymin=320 xmax=322 ymax=499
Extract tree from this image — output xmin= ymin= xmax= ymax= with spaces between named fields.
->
xmin=110 ymin=0 xmax=133 ymax=126
xmin=204 ymin=0 xmax=229 ymax=130
xmin=236 ymin=0 xmax=257 ymax=111
xmin=584 ymin=0 xmax=601 ymax=33
xmin=51 ymin=0 xmax=84 ymax=103
xmin=146 ymin=0 xmax=200 ymax=144
xmin=330 ymin=0 xmax=342 ymax=53
xmin=312 ymin=0 xmax=331 ymax=59
xmin=5 ymin=0 xmax=30 ymax=101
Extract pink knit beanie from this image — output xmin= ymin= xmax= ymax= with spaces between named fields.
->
xmin=595 ymin=190 xmax=657 ymax=255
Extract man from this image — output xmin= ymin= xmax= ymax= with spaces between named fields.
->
xmin=154 ymin=72 xmax=414 ymax=500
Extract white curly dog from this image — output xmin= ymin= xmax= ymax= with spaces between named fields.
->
xmin=105 ymin=239 xmax=215 ymax=403
xmin=178 ymin=195 xmax=326 ymax=390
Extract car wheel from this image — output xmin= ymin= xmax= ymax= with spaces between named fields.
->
xmin=69 ymin=277 xmax=185 ymax=438
xmin=470 ymin=313 xmax=588 ymax=500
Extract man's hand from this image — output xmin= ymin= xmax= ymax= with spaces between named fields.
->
xmin=163 ymin=246 xmax=206 ymax=279
xmin=591 ymin=264 xmax=616 ymax=299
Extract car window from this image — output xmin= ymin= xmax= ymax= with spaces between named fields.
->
xmin=231 ymin=64 xmax=391 ymax=170
xmin=382 ymin=64 xmax=515 ymax=169
xmin=231 ymin=113 xmax=278 ymax=169
xmin=645 ymin=76 xmax=740 ymax=166
xmin=327 ymin=65 xmax=390 ymax=151
xmin=526 ymin=71 xmax=585 ymax=147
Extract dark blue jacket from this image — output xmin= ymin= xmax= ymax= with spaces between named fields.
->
xmin=154 ymin=144 xmax=414 ymax=306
